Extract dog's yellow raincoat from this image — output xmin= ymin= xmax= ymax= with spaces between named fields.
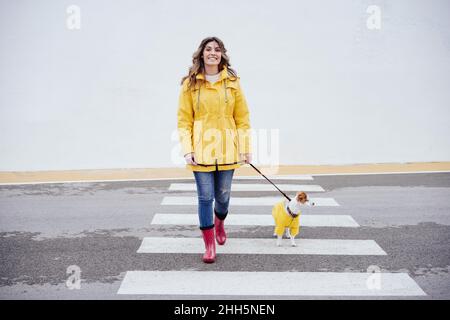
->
xmin=272 ymin=199 xmax=300 ymax=237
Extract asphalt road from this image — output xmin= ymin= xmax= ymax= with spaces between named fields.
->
xmin=0 ymin=172 xmax=449 ymax=299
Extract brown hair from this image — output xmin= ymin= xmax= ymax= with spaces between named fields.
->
xmin=180 ymin=36 xmax=237 ymax=89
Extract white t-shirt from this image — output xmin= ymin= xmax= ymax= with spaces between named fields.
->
xmin=205 ymin=72 xmax=220 ymax=84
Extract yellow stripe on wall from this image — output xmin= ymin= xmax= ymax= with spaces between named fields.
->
xmin=0 ymin=162 xmax=449 ymax=184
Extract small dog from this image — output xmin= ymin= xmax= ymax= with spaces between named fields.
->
xmin=272 ymin=191 xmax=314 ymax=247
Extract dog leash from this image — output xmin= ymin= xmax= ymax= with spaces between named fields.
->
xmin=247 ymin=163 xmax=299 ymax=229
xmin=194 ymin=160 xmax=292 ymax=202
xmin=248 ymin=163 xmax=292 ymax=202
xmin=196 ymin=160 xmax=297 ymax=228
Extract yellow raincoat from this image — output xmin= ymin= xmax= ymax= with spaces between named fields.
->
xmin=272 ymin=199 xmax=301 ymax=237
xmin=177 ymin=65 xmax=251 ymax=172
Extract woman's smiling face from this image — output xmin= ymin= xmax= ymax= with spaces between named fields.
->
xmin=202 ymin=41 xmax=222 ymax=67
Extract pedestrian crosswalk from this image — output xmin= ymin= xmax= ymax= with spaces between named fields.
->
xmin=118 ymin=271 xmax=426 ymax=296
xmin=169 ymin=183 xmax=325 ymax=192
xmin=229 ymin=174 xmax=314 ymax=180
xmin=161 ymin=196 xmax=340 ymax=206
xmin=151 ymin=213 xmax=360 ymax=227
xmin=117 ymin=176 xmax=427 ymax=297
xmin=137 ymin=237 xmax=387 ymax=255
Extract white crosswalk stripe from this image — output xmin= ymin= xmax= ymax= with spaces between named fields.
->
xmin=137 ymin=237 xmax=387 ymax=255
xmin=117 ymin=271 xmax=426 ymax=296
xmin=161 ymin=196 xmax=339 ymax=206
xmin=169 ymin=183 xmax=324 ymax=192
xmin=233 ymin=175 xmax=313 ymax=180
xmin=151 ymin=213 xmax=359 ymax=227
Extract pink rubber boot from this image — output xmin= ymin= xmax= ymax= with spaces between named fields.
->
xmin=215 ymin=216 xmax=227 ymax=245
xmin=201 ymin=228 xmax=216 ymax=263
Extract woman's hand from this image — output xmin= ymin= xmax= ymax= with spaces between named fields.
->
xmin=184 ymin=152 xmax=198 ymax=165
xmin=240 ymin=153 xmax=252 ymax=164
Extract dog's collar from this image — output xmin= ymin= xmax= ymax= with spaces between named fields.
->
xmin=286 ymin=205 xmax=299 ymax=218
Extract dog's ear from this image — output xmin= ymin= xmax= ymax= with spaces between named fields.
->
xmin=297 ymin=191 xmax=307 ymax=202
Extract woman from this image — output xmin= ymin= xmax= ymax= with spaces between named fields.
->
xmin=177 ymin=36 xmax=252 ymax=263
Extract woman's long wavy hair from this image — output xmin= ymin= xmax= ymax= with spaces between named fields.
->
xmin=180 ymin=36 xmax=237 ymax=89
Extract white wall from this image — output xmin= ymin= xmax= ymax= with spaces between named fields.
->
xmin=1 ymin=0 xmax=449 ymax=171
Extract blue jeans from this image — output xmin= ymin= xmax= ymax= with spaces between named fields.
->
xmin=193 ymin=169 xmax=234 ymax=229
